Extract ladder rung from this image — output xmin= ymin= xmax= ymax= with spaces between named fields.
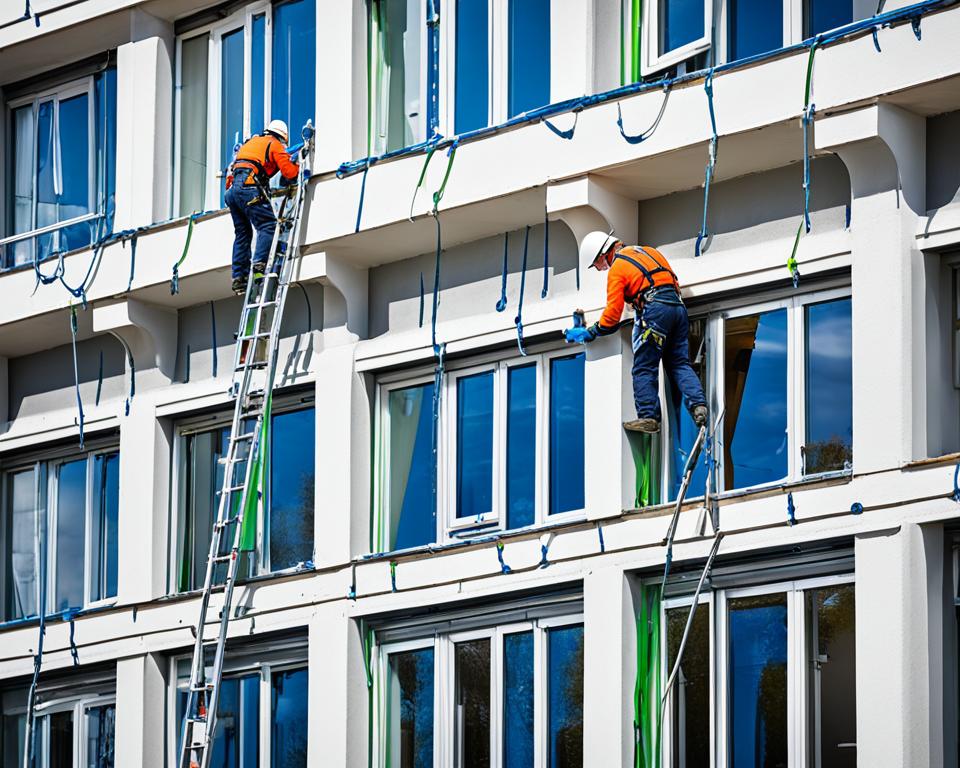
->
xmin=244 ymin=299 xmax=279 ymax=310
xmin=215 ymin=516 xmax=241 ymax=529
xmin=212 ymin=553 xmax=235 ymax=564
xmin=236 ymin=360 xmax=268 ymax=371
xmin=219 ymin=484 xmax=247 ymax=495
xmin=190 ymin=683 xmax=214 ymax=693
xmin=231 ymin=431 xmax=257 ymax=442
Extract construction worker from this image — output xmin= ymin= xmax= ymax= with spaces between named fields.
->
xmin=225 ymin=119 xmax=300 ymax=295
xmin=565 ymin=231 xmax=707 ymax=433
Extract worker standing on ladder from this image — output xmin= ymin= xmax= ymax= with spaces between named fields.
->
xmin=565 ymin=231 xmax=708 ymax=433
xmin=225 ymin=119 xmax=300 ymax=295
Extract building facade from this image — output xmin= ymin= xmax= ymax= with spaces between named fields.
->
xmin=1 ymin=0 xmax=959 ymax=765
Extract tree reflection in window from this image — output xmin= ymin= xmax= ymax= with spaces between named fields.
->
xmin=548 ymin=625 xmax=583 ymax=767
xmin=666 ymin=605 xmax=710 ymax=768
xmin=387 ymin=647 xmax=435 ymax=767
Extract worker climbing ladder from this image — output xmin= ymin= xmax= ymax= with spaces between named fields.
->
xmin=177 ymin=122 xmax=314 ymax=768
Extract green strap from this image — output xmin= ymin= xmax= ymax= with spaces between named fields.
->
xmin=409 ymin=144 xmax=438 ymax=219
xmin=240 ymin=391 xmax=272 ymax=551
xmin=431 ymin=143 xmax=458 ymax=213
xmin=789 ymin=39 xmax=821 ymax=282
xmin=632 ymin=0 xmax=642 ymax=84
xmin=635 ymin=582 xmax=662 ymax=768
xmin=627 ymin=431 xmax=661 ymax=508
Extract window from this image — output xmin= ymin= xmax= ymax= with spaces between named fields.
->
xmin=377 ymin=606 xmax=583 ymax=767
xmin=444 ymin=0 xmax=551 ymax=134
xmin=172 ymin=646 xmax=308 ymax=768
xmin=2 ymin=685 xmax=115 ymax=767
xmin=642 ymin=0 xmax=712 ymax=74
xmin=659 ymin=575 xmax=855 ymax=767
xmin=4 ymin=68 xmax=117 ymax=270
xmin=175 ymin=0 xmax=316 ymax=215
xmin=662 ymin=290 xmax=852 ymax=498
xmin=804 ymin=0 xmax=852 ymax=38
xmin=174 ymin=403 xmax=314 ymax=592
xmin=378 ymin=350 xmax=585 ymax=552
xmin=1 ymin=448 xmax=119 ymax=622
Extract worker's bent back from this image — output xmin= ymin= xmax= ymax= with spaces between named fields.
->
xmin=231 ymin=134 xmax=299 ymax=187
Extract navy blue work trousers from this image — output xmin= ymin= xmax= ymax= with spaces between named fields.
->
xmin=225 ymin=171 xmax=275 ymax=280
xmin=631 ymin=290 xmax=707 ymax=421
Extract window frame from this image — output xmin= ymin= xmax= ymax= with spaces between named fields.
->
xmin=641 ymin=0 xmax=714 ymax=76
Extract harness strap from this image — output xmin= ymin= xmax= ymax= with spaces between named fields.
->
xmin=614 ymin=248 xmax=678 ymax=305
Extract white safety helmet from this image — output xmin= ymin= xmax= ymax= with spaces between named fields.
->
xmin=265 ymin=119 xmax=289 ymax=144
xmin=580 ymin=230 xmax=619 ymax=269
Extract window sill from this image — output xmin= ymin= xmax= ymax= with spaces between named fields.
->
xmin=167 ymin=560 xmax=316 ymax=600
xmin=0 ymin=602 xmax=118 ymax=634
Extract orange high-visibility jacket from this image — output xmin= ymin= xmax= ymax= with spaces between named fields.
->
xmin=596 ymin=245 xmax=680 ymax=332
xmin=228 ymin=133 xmax=299 ymax=187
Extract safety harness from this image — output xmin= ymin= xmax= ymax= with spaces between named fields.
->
xmin=614 ymin=247 xmax=680 ymax=309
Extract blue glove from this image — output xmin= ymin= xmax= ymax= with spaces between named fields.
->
xmin=564 ymin=324 xmax=597 ymax=344
xmin=302 ymin=168 xmax=312 ymax=181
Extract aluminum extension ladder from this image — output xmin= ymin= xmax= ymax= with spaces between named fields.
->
xmin=177 ymin=123 xmax=314 ymax=768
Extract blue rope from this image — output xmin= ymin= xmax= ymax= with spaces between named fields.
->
xmin=953 ymin=462 xmax=960 ymax=502
xmin=802 ymin=104 xmax=816 ymax=233
xmin=694 ymin=70 xmax=718 ymax=258
xmin=210 ymin=301 xmax=218 ymax=378
xmin=67 ymin=611 xmax=80 ymax=666
xmin=95 ymin=349 xmax=103 ymax=406
xmin=123 ymin=341 xmax=136 ymax=416
xmin=615 ymin=85 xmax=670 ymax=144
xmin=542 ymin=111 xmax=578 ymax=140
xmin=418 ymin=272 xmax=425 ymax=327
xmin=389 ymin=561 xmax=398 ymax=592
xmin=514 ymin=226 xmax=530 ymax=356
xmin=69 ymin=306 xmax=85 ymax=449
xmin=355 ymin=163 xmax=371 ymax=233
xmin=539 ymin=543 xmax=550 ymax=568
xmin=597 ymin=523 xmax=606 ymax=553
xmin=124 ymin=233 xmax=138 ymax=292
xmin=911 ymin=16 xmax=922 ymax=38
xmin=496 ymin=232 xmax=509 ymax=312
xmin=787 ymin=492 xmax=796 ymax=526
xmin=541 ymin=209 xmax=549 ymax=299
xmin=496 ymin=541 xmax=511 ymax=574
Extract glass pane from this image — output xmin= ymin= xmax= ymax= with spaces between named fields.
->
xmin=456 ymin=373 xmax=494 ymax=520
xmin=669 ymin=319 xmax=707 ymax=501
xmin=728 ymin=0 xmax=782 ymax=61
xmin=805 ymin=0 xmax=852 ymax=37
xmin=806 ymin=585 xmax=856 ymax=768
xmin=58 ymin=93 xmax=92 ymax=252
xmin=91 ymin=452 xmax=119 ymax=602
xmin=220 ymin=27 xmax=245 ymax=196
xmin=723 ymin=309 xmax=788 ymax=490
xmin=503 ymin=631 xmax=534 ymax=768
xmin=728 ymin=593 xmax=788 ymax=768
xmin=50 ymin=711 xmax=74 ymax=768
xmin=508 ymin=0 xmax=550 ymax=117
xmin=210 ymin=675 xmax=259 ymax=768
xmin=388 ymin=384 xmax=437 ymax=550
xmin=4 ymin=468 xmax=38 ymax=621
xmin=10 ymin=104 xmax=35 ymax=267
xmin=3 ymin=713 xmax=25 ymax=768
xmin=454 ymin=639 xmax=490 ymax=767
xmin=94 ymin=68 xmax=117 ymax=232
xmin=660 ymin=0 xmax=705 ymax=55
xmin=36 ymin=99 xmax=56 ymax=261
xmin=379 ymin=0 xmax=424 ymax=152
xmin=548 ymin=625 xmax=583 ymax=768
xmin=804 ymin=298 xmax=852 ymax=474
xmin=269 ymin=408 xmax=315 ymax=570
xmin=666 ymin=605 xmax=710 ymax=768
xmin=181 ymin=427 xmax=230 ymax=592
xmin=550 ymin=355 xmax=585 ymax=515
xmin=85 ymin=704 xmax=116 ymax=768
xmin=455 ymin=0 xmax=488 ymax=133
xmin=386 ymin=647 xmax=434 ymax=768
xmin=179 ymin=34 xmax=209 ymax=216
xmin=273 ymin=0 xmax=316 ymax=142
xmin=272 ymin=667 xmax=308 ymax=768
xmin=54 ymin=459 xmax=86 ymax=613
xmin=251 ymin=14 xmax=266 ymax=136
xmin=506 ymin=365 xmax=536 ymax=529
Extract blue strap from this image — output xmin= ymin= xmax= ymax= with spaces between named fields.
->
xmin=348 ymin=562 xmax=357 ymax=600
xmin=542 ymin=110 xmax=578 ymax=140
xmin=845 ymin=202 xmax=851 ymax=229
xmin=850 ymin=502 xmax=864 ymax=515
xmin=953 ymin=462 xmax=960 ymax=502
xmin=541 ymin=209 xmax=549 ymax=299
xmin=539 ymin=542 xmax=550 ymax=568
xmin=355 ymin=162 xmax=371 ymax=233
xmin=69 ymin=305 xmax=85 ymax=449
xmin=419 ymin=272 xmax=425 ymax=327
xmin=67 ymin=611 xmax=80 ymax=666
xmin=911 ymin=16 xmax=922 ymax=38
xmin=597 ymin=523 xmax=606 ymax=554
xmin=210 ymin=301 xmax=218 ymax=378
xmin=787 ymin=492 xmax=796 ymax=526
xmin=122 ymin=340 xmax=136 ymax=417
xmin=802 ymin=103 xmax=816 ymax=233
xmin=615 ymin=85 xmax=670 ymax=144
xmin=514 ymin=226 xmax=530 ymax=356
xmin=95 ymin=349 xmax=103 ymax=406
xmin=695 ymin=70 xmax=718 ymax=258
xmin=389 ymin=561 xmax=398 ymax=592
xmin=124 ymin=232 xmax=138 ymax=292
xmin=872 ymin=25 xmax=882 ymax=51
xmin=496 ymin=232 xmax=509 ymax=312
xmin=496 ymin=541 xmax=511 ymax=574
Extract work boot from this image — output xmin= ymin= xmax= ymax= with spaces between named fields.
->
xmin=624 ymin=418 xmax=660 ymax=434
xmin=251 ymin=260 xmax=267 ymax=276
xmin=692 ymin=404 xmax=708 ymax=427
xmin=231 ymin=277 xmax=247 ymax=296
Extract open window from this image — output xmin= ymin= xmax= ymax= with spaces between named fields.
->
xmin=642 ymin=0 xmax=713 ymax=75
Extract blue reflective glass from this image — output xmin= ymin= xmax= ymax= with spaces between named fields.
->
xmin=724 ymin=309 xmax=787 ymax=489
xmin=209 ymin=675 xmax=259 ymax=768
xmin=269 ymin=408 xmax=315 ymax=569
xmin=36 ymin=100 xmax=56 ymax=260
xmin=86 ymin=702 xmax=116 ymax=768
xmin=455 ymin=0 xmax=489 ymax=133
xmin=548 ymin=625 xmax=583 ymax=767
xmin=549 ymin=355 xmax=585 ymax=515
xmin=506 ymin=365 xmax=536 ymax=529
xmin=457 ymin=372 xmax=494 ymax=519
xmin=503 ymin=631 xmax=534 ymax=767
xmin=508 ymin=0 xmax=550 ymax=117
xmin=54 ymin=459 xmax=86 ymax=613
xmin=804 ymin=298 xmax=852 ymax=474
xmin=669 ymin=321 xmax=707 ymax=501
xmin=728 ymin=594 xmax=788 ymax=768
xmin=728 ymin=0 xmax=783 ymax=61
xmin=92 ymin=451 xmax=120 ymax=602
xmin=251 ymin=14 xmax=266 ymax=136
xmin=389 ymin=384 xmax=437 ymax=550
xmin=806 ymin=0 xmax=852 ymax=37
xmin=94 ymin=68 xmax=118 ymax=230
xmin=273 ymin=0 xmax=316 ymax=141
xmin=272 ymin=667 xmax=308 ymax=768
xmin=58 ymin=93 xmax=91 ymax=252
xmin=221 ymin=27 xmax=245 ymax=197
xmin=387 ymin=647 xmax=434 ymax=767
xmin=661 ymin=0 xmax=705 ymax=54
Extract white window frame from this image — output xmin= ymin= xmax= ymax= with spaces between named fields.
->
xmin=661 ymin=573 xmax=854 ymax=768
xmin=173 ymin=1 xmax=273 ymax=214
xmin=641 ymin=0 xmax=713 ymax=75
xmin=5 ymin=77 xmax=98 ymax=256
xmin=168 ymin=644 xmax=308 ymax=767
xmin=376 ymin=613 xmax=583 ymax=768
xmin=377 ymin=346 xmax=586 ymax=550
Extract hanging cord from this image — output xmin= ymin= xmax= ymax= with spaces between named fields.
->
xmin=209 ymin=301 xmax=218 ymax=378
xmin=541 ymin=208 xmax=550 ymax=299
xmin=514 ymin=226 xmax=530 ymax=356
xmin=67 ymin=611 xmax=80 ymax=666
xmin=408 ymin=136 xmax=442 ymax=220
xmin=418 ymin=272 xmax=425 ymax=328
xmin=496 ymin=232 xmax=509 ymax=312
xmin=69 ymin=305 xmax=86 ymax=449
xmin=170 ymin=213 xmax=197 ymax=294
xmin=123 ymin=232 xmax=139 ymax=292
xmin=429 ymin=214 xmax=447 ymax=515
xmin=389 ymin=561 xmax=398 ymax=592
xmin=787 ymin=492 xmax=797 ymax=526
xmin=432 ymin=140 xmax=459 ymax=212
xmin=355 ymin=162 xmax=373 ymax=233
xmin=953 ymin=462 xmax=960 ymax=502
xmin=542 ymin=109 xmax=580 ymax=140
xmin=496 ymin=541 xmax=511 ymax=574
xmin=694 ymin=70 xmax=718 ymax=258
xmin=596 ymin=522 xmax=606 ymax=554
xmin=616 ymin=83 xmax=671 ymax=145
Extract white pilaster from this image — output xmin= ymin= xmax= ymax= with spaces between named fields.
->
xmin=114 ymin=654 xmax=166 ymax=768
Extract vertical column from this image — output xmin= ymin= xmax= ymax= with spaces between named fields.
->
xmin=114 ymin=10 xmax=174 ymax=230
xmin=0 ymin=355 xmax=8 ymax=431
xmin=114 ymin=654 xmax=167 ymax=768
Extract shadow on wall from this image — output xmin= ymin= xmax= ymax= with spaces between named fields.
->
xmin=640 ymin=156 xmax=851 ymax=257
xmin=174 ymin=283 xmax=323 ymax=384
xmin=927 ymin=110 xmax=960 ymax=212
xmin=9 ymin=335 xmax=126 ymax=421
xmin=367 ymin=221 xmax=578 ymax=339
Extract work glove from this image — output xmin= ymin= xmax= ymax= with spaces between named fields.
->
xmin=564 ymin=323 xmax=598 ymax=344
xmin=302 ymin=168 xmax=312 ymax=181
